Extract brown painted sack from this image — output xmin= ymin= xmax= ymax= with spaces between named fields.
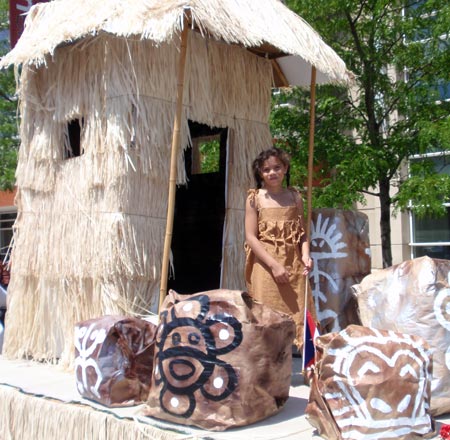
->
xmin=143 ymin=289 xmax=295 ymax=431
xmin=74 ymin=315 xmax=157 ymax=406
xmin=353 ymin=256 xmax=450 ymax=416
xmin=306 ymin=325 xmax=435 ymax=440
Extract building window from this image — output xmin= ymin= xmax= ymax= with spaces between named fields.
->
xmin=436 ymin=78 xmax=450 ymax=102
xmin=409 ymin=152 xmax=450 ymax=259
xmin=410 ymin=206 xmax=450 ymax=260
xmin=404 ymin=1 xmax=449 ymax=259
xmin=0 ymin=211 xmax=15 ymax=262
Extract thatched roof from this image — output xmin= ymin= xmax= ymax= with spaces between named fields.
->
xmin=1 ymin=0 xmax=353 ymax=86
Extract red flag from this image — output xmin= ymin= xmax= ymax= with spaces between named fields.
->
xmin=302 ymin=309 xmax=319 ymax=371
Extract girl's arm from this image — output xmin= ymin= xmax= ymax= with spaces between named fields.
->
xmin=245 ymin=194 xmax=290 ymax=283
xmin=296 ymin=193 xmax=313 ymax=275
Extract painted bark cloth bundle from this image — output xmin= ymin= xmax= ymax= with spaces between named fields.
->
xmin=306 ymin=325 xmax=434 ymax=440
xmin=309 ymin=209 xmax=370 ymax=333
xmin=143 ymin=289 xmax=295 ymax=430
xmin=353 ymin=256 xmax=450 ymax=416
xmin=74 ymin=315 xmax=157 ymax=406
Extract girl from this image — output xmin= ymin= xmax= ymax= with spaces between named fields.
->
xmin=244 ymin=147 xmax=317 ymax=351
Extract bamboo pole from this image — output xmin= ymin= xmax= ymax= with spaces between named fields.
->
xmin=306 ymin=65 xmax=317 ymax=241
xmin=159 ymin=19 xmax=189 ymax=312
xmin=302 ymin=65 xmax=317 ymax=375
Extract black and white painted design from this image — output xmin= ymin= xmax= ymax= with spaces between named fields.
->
xmin=154 ymin=295 xmax=243 ymax=418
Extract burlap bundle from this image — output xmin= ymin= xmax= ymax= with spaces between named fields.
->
xmin=74 ymin=315 xmax=157 ymax=406
xmin=306 ymin=325 xmax=434 ymax=440
xmin=143 ymin=289 xmax=295 ymax=431
xmin=353 ymin=256 xmax=450 ymax=416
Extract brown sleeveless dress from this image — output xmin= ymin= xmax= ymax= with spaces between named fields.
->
xmin=245 ymin=188 xmax=317 ymax=349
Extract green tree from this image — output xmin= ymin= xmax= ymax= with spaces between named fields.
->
xmin=0 ymin=0 xmax=18 ymax=191
xmin=272 ymin=0 xmax=450 ymax=267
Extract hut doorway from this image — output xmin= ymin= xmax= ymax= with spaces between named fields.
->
xmin=168 ymin=121 xmax=228 ymax=294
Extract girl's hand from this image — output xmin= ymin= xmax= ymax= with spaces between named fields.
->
xmin=271 ymin=263 xmax=290 ymax=284
xmin=302 ymin=255 xmax=313 ymax=276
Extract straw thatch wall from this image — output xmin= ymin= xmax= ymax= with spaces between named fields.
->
xmin=0 ymin=385 xmax=179 ymax=440
xmin=5 ymin=31 xmax=272 ymax=366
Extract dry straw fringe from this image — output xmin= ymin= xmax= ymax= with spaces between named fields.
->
xmin=0 ymin=385 xmax=181 ymax=440
xmin=5 ymin=30 xmax=272 ymax=366
xmin=0 ymin=0 xmax=352 ymax=85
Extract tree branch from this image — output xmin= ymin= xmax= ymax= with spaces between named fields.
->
xmin=345 ymin=97 xmax=369 ymax=123
xmin=361 ymin=188 xmax=380 ymax=197
xmin=352 ymin=0 xmax=368 ymax=25
xmin=0 ymin=92 xmax=14 ymax=103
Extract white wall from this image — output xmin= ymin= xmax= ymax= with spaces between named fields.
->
xmin=356 ymin=193 xmax=411 ymax=270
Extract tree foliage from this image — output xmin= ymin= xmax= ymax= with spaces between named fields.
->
xmin=0 ymin=0 xmax=18 ymax=191
xmin=272 ymin=0 xmax=450 ymax=266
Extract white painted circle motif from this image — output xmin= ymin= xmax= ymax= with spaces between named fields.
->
xmin=183 ymin=302 xmax=193 ymax=312
xmin=434 ymin=288 xmax=450 ymax=332
xmin=213 ymin=377 xmax=224 ymax=389
xmin=219 ymin=329 xmax=230 ymax=341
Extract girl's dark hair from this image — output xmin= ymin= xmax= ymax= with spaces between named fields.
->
xmin=252 ymin=147 xmax=291 ymax=189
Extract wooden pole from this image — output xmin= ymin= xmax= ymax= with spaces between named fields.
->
xmin=306 ymin=66 xmax=317 ymax=241
xmin=302 ymin=65 xmax=317 ymax=375
xmin=159 ymin=19 xmax=189 ymax=312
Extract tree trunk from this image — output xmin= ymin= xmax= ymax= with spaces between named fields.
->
xmin=379 ymin=177 xmax=392 ymax=268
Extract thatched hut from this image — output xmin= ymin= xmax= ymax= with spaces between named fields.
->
xmin=1 ymin=0 xmax=352 ymax=365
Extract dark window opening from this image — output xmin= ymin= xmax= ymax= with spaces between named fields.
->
xmin=129 ymin=104 xmax=137 ymax=149
xmin=64 ymin=118 xmax=84 ymax=159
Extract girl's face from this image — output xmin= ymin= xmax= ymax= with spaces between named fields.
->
xmin=260 ymin=156 xmax=287 ymax=190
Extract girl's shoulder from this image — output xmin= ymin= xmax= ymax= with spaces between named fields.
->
xmin=246 ymin=188 xmax=259 ymax=207
xmin=287 ymin=186 xmax=301 ymax=195
xmin=248 ymin=188 xmax=277 ymax=209
xmin=287 ymin=186 xmax=303 ymax=196
xmin=287 ymin=187 xmax=304 ymax=206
